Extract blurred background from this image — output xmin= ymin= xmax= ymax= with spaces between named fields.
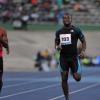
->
xmin=0 ymin=0 xmax=100 ymax=72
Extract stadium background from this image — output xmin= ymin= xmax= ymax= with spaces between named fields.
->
xmin=0 ymin=0 xmax=100 ymax=71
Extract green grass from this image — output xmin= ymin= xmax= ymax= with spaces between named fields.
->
xmin=79 ymin=24 xmax=100 ymax=31
xmin=0 ymin=22 xmax=100 ymax=31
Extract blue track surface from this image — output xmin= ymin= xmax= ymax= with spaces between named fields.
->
xmin=0 ymin=66 xmax=100 ymax=100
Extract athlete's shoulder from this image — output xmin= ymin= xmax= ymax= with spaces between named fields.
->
xmin=72 ymin=25 xmax=81 ymax=31
xmin=56 ymin=27 xmax=63 ymax=32
xmin=56 ymin=27 xmax=63 ymax=34
xmin=72 ymin=25 xmax=83 ymax=34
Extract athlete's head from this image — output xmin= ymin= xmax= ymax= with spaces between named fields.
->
xmin=63 ymin=13 xmax=72 ymax=27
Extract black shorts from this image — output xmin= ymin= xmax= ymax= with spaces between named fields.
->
xmin=0 ymin=57 xmax=3 ymax=79
xmin=59 ymin=56 xmax=81 ymax=74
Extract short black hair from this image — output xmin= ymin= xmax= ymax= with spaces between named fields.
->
xmin=64 ymin=13 xmax=72 ymax=17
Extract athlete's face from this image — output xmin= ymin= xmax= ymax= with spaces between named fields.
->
xmin=63 ymin=14 xmax=72 ymax=26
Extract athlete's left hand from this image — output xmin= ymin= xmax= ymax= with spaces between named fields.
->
xmin=79 ymin=50 xmax=85 ymax=59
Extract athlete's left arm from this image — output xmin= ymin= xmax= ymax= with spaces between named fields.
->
xmin=77 ymin=28 xmax=86 ymax=58
xmin=81 ymin=37 xmax=86 ymax=52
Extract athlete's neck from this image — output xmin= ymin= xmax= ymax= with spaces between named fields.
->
xmin=64 ymin=24 xmax=72 ymax=29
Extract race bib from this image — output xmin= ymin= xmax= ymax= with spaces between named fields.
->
xmin=60 ymin=34 xmax=71 ymax=45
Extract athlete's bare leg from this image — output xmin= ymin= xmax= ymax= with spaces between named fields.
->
xmin=70 ymin=60 xmax=81 ymax=82
xmin=73 ymin=73 xmax=81 ymax=81
xmin=61 ymin=71 xmax=69 ymax=100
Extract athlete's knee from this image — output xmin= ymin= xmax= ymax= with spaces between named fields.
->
xmin=62 ymin=78 xmax=68 ymax=84
xmin=73 ymin=73 xmax=81 ymax=82
xmin=61 ymin=72 xmax=68 ymax=82
xmin=61 ymin=77 xmax=68 ymax=90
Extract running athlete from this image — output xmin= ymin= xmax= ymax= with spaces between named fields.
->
xmin=55 ymin=13 xmax=86 ymax=100
xmin=0 ymin=27 xmax=9 ymax=92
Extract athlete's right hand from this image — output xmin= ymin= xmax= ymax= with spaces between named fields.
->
xmin=55 ymin=45 xmax=61 ymax=51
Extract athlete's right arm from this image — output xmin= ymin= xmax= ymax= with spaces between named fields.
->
xmin=55 ymin=31 xmax=61 ymax=50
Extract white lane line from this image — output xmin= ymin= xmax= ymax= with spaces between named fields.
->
xmin=4 ymin=78 xmax=35 ymax=81
xmin=48 ymin=83 xmax=100 ymax=100
xmin=2 ymin=77 xmax=60 ymax=88
xmin=3 ymin=81 xmax=35 ymax=88
xmin=0 ymin=83 xmax=60 ymax=99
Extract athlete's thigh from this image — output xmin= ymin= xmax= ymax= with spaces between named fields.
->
xmin=68 ymin=57 xmax=79 ymax=73
xmin=59 ymin=56 xmax=69 ymax=72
